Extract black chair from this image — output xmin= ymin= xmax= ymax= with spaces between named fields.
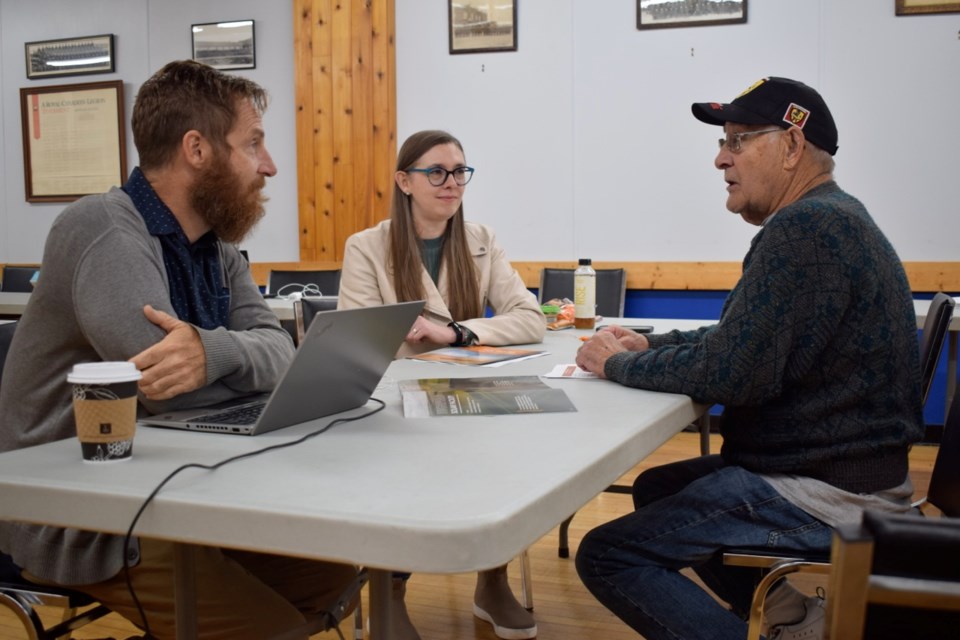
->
xmin=0 ymin=553 xmax=113 ymax=640
xmin=1 ymin=265 xmax=40 ymax=292
xmin=267 ymin=269 xmax=341 ymax=298
xmin=538 ymin=267 xmax=626 ymax=318
xmin=0 ymin=321 xmax=16 ymax=390
xmin=918 ymin=292 xmax=955 ymax=407
xmin=727 ymin=298 xmax=959 ymax=639
xmin=293 ymin=296 xmax=340 ymax=344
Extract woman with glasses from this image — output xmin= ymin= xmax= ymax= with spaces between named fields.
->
xmin=338 ymin=130 xmax=544 ymax=640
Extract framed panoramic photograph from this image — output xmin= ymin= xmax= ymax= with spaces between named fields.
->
xmin=191 ymin=20 xmax=256 ymax=70
xmin=20 ymin=80 xmax=127 ymax=203
xmin=24 ymin=34 xmax=115 ymax=80
xmin=449 ymin=1 xmax=517 ymax=54
xmin=638 ymin=0 xmax=747 ymax=30
xmin=896 ymin=0 xmax=960 ymax=14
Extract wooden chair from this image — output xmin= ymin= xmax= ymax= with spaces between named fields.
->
xmin=538 ymin=267 xmax=626 ymax=318
xmin=727 ymin=293 xmax=958 ymax=639
xmin=824 ymin=382 xmax=960 ymax=638
xmin=826 ymin=510 xmax=960 ymax=640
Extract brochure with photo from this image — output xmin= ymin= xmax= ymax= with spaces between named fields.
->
xmin=399 ymin=376 xmax=576 ymax=417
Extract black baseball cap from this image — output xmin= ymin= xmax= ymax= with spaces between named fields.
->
xmin=691 ymin=77 xmax=839 ymax=156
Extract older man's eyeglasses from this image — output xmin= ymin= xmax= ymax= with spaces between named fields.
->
xmin=406 ymin=166 xmax=475 ymax=186
xmin=718 ymin=128 xmax=783 ymax=154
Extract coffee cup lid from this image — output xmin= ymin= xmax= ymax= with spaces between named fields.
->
xmin=67 ymin=361 xmax=142 ymax=384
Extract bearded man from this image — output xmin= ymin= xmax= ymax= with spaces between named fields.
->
xmin=0 ymin=60 xmax=358 ymax=640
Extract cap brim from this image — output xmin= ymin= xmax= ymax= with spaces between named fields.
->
xmin=691 ymin=102 xmax=773 ymax=126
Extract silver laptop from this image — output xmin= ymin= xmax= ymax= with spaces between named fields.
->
xmin=139 ymin=301 xmax=424 ymax=435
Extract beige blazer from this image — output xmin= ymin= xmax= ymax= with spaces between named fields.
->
xmin=339 ymin=219 xmax=545 ymax=357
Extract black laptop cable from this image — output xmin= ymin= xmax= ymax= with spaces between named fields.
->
xmin=121 ymin=397 xmax=387 ymax=639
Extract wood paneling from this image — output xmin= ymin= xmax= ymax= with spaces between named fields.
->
xmin=293 ymin=0 xmax=396 ymax=262
xmin=247 ymin=260 xmax=960 ymax=293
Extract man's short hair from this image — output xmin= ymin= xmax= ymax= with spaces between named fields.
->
xmin=132 ymin=60 xmax=268 ymax=170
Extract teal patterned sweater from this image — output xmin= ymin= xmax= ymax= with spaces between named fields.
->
xmin=605 ymin=182 xmax=924 ymax=493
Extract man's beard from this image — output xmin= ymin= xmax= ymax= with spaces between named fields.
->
xmin=191 ymin=154 xmax=267 ymax=244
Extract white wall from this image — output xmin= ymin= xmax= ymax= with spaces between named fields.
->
xmin=1 ymin=1 xmax=959 ymax=265
xmin=0 ymin=0 xmax=298 ymax=263
xmin=396 ymin=0 xmax=960 ymax=263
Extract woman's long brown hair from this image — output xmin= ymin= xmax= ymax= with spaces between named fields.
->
xmin=389 ymin=130 xmax=481 ymax=320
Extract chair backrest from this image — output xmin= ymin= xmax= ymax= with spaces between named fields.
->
xmin=1 ymin=266 xmax=39 ymax=293
xmin=928 ymin=384 xmax=960 ymax=518
xmin=267 ymin=269 xmax=341 ymax=297
xmin=918 ymin=293 xmax=955 ymax=407
xmin=293 ymin=297 xmax=340 ymax=344
xmin=0 ymin=321 xmax=17 ymax=390
xmin=828 ymin=510 xmax=960 ymax=640
xmin=538 ymin=268 xmax=626 ymax=318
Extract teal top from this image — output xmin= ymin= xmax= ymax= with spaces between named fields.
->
xmin=421 ymin=236 xmax=444 ymax=285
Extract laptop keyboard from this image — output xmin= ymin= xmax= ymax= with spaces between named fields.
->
xmin=197 ymin=402 xmax=266 ymax=425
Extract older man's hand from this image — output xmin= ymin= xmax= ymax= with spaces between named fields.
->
xmin=598 ymin=325 xmax=651 ymax=351
xmin=576 ymin=331 xmax=631 ymax=378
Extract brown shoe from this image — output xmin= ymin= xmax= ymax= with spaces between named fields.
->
xmin=473 ymin=565 xmax=537 ymax=639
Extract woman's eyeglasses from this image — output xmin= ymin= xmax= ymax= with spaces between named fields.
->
xmin=405 ymin=166 xmax=475 ymax=186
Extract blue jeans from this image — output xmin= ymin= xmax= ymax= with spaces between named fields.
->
xmin=575 ymin=455 xmax=832 ymax=640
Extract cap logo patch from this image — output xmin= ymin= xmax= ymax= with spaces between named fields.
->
xmin=783 ymin=103 xmax=810 ymax=129
xmin=708 ymin=102 xmax=723 ymax=111
xmin=738 ymin=78 xmax=768 ymax=98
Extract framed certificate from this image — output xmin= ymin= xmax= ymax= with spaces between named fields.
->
xmin=19 ymin=80 xmax=127 ymax=203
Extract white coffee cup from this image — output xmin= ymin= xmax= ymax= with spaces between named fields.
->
xmin=67 ymin=362 xmax=142 ymax=462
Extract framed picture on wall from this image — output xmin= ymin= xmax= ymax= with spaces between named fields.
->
xmin=449 ymin=1 xmax=517 ymax=54
xmin=20 ymin=80 xmax=127 ymax=203
xmin=896 ymin=0 xmax=960 ymax=14
xmin=637 ymin=0 xmax=747 ymax=30
xmin=191 ymin=20 xmax=256 ymax=70
xmin=24 ymin=34 xmax=115 ymax=80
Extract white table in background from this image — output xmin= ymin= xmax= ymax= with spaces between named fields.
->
xmin=0 ymin=291 xmax=30 ymax=318
xmin=0 ymin=328 xmax=702 ymax=640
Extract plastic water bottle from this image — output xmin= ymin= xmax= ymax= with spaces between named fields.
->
xmin=574 ymin=258 xmax=596 ymax=329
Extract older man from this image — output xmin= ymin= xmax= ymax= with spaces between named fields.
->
xmin=0 ymin=61 xmax=356 ymax=639
xmin=574 ymin=77 xmax=923 ymax=640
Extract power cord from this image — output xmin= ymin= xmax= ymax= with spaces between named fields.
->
xmin=276 ymin=283 xmax=324 ymax=299
xmin=121 ymin=397 xmax=387 ymax=637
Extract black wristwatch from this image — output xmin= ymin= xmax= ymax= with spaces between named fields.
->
xmin=448 ymin=321 xmax=477 ymax=347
